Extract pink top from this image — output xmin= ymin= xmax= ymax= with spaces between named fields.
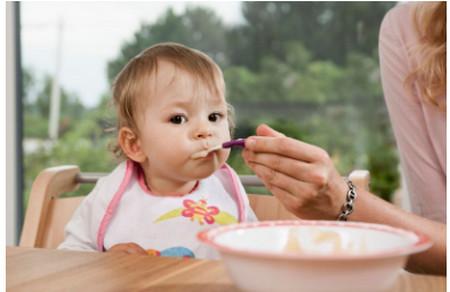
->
xmin=379 ymin=3 xmax=446 ymax=223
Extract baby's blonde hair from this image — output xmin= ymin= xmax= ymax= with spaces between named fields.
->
xmin=111 ymin=42 xmax=234 ymax=159
xmin=406 ymin=2 xmax=446 ymax=110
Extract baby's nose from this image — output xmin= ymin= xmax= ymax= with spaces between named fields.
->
xmin=195 ymin=120 xmax=213 ymax=139
xmin=196 ymin=127 xmax=212 ymax=139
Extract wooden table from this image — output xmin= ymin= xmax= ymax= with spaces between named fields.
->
xmin=6 ymin=246 xmax=446 ymax=292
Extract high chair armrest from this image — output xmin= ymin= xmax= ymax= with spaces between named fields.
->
xmin=20 ymin=165 xmax=80 ymax=247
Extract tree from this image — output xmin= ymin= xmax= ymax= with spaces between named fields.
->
xmin=29 ymin=76 xmax=85 ymax=137
xmin=225 ymin=42 xmax=348 ymax=104
xmin=107 ymin=7 xmax=228 ymax=84
xmin=22 ymin=72 xmax=117 ymax=203
xmin=227 ymin=2 xmax=395 ymax=69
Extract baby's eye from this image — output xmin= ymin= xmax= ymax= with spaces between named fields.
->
xmin=208 ymin=112 xmax=223 ymax=122
xmin=170 ymin=115 xmax=187 ymax=124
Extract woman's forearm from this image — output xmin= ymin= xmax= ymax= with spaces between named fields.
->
xmin=350 ymin=189 xmax=446 ymax=275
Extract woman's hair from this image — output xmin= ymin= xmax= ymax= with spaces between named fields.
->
xmin=406 ymin=2 xmax=446 ymax=110
xmin=111 ymin=42 xmax=235 ymax=159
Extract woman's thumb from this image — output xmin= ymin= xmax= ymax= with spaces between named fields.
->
xmin=256 ymin=124 xmax=285 ymax=138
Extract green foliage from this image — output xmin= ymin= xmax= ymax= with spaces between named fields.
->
xmin=343 ymin=52 xmax=383 ymax=100
xmin=230 ymin=2 xmax=396 ymax=69
xmin=367 ymin=137 xmax=400 ymax=201
xmin=22 ymin=73 xmax=118 ymax=206
xmin=224 ymin=67 xmax=259 ymax=102
xmin=226 ymin=42 xmax=351 ymax=104
xmin=294 ymin=60 xmax=346 ymax=104
xmin=23 ymin=113 xmax=48 ymax=138
xmin=23 ymin=114 xmax=118 ymax=207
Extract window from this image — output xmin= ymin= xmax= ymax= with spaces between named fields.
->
xmin=20 ymin=2 xmax=398 ymax=215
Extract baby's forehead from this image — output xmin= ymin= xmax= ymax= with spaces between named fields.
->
xmin=147 ymin=60 xmax=225 ymax=100
xmin=150 ymin=60 xmax=179 ymax=86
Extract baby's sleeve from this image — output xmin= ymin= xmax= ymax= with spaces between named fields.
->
xmin=57 ymin=179 xmax=105 ymax=252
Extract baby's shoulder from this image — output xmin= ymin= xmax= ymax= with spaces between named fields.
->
xmin=85 ymin=161 xmax=130 ymax=204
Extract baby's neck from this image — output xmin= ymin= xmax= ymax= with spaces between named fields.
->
xmin=139 ymin=166 xmax=198 ymax=196
xmin=148 ymin=179 xmax=198 ymax=196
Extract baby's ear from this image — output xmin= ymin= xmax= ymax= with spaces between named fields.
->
xmin=118 ymin=127 xmax=146 ymax=163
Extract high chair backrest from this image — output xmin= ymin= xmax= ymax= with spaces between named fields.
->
xmin=19 ymin=166 xmax=370 ymax=249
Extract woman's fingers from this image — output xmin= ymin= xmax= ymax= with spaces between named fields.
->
xmin=255 ymin=124 xmax=285 ymax=138
xmin=245 ymin=159 xmax=300 ymax=207
xmin=248 ymin=161 xmax=343 ymax=219
xmin=246 ymin=124 xmax=328 ymax=163
xmin=243 ymin=123 xmax=347 ymax=219
xmin=247 ymin=161 xmax=315 ymax=200
xmin=242 ymin=149 xmax=329 ymax=185
xmin=267 ymin=184 xmax=303 ymax=216
xmin=269 ymin=184 xmax=338 ymax=220
xmin=245 ymin=135 xmax=328 ymax=163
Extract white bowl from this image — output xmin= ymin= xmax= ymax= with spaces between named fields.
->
xmin=198 ymin=220 xmax=431 ymax=292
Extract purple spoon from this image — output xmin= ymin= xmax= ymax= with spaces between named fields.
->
xmin=222 ymin=138 xmax=246 ymax=148
xmin=191 ymin=138 xmax=246 ymax=159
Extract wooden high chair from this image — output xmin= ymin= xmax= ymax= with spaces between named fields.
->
xmin=19 ymin=165 xmax=369 ymax=249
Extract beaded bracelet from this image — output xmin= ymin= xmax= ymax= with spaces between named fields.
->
xmin=337 ymin=178 xmax=357 ymax=221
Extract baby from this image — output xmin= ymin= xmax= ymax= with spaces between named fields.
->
xmin=58 ymin=42 xmax=257 ymax=259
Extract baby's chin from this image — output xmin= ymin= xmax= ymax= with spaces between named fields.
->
xmin=189 ymin=157 xmax=227 ymax=179
xmin=191 ymin=161 xmax=224 ymax=179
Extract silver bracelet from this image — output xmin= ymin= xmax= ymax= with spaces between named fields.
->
xmin=337 ymin=178 xmax=357 ymax=221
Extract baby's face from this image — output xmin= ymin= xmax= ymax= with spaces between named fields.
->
xmin=136 ymin=60 xmax=231 ymax=184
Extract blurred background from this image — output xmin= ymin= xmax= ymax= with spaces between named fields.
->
xmin=16 ymin=2 xmax=401 ymax=240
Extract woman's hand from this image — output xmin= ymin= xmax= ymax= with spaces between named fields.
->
xmin=242 ymin=124 xmax=348 ymax=220
xmin=108 ymin=242 xmax=148 ymax=255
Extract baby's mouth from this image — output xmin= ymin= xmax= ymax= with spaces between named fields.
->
xmin=190 ymin=138 xmax=245 ymax=159
xmin=191 ymin=143 xmax=222 ymax=159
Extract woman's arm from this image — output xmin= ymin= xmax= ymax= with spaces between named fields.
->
xmin=379 ymin=4 xmax=446 ymax=223
xmin=349 ymin=187 xmax=445 ymax=275
xmin=242 ymin=124 xmax=445 ymax=275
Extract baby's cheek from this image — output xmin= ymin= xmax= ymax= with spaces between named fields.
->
xmin=160 ymin=145 xmax=187 ymax=164
xmin=219 ymin=122 xmax=231 ymax=140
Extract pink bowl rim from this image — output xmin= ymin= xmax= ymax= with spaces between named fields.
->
xmin=197 ymin=220 xmax=432 ymax=261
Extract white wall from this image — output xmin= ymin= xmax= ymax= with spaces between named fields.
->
xmin=6 ymin=2 xmax=20 ymax=245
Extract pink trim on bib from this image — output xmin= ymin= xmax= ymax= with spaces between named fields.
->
xmin=221 ymin=164 xmax=245 ymax=222
xmin=137 ymin=165 xmax=151 ymax=194
xmin=96 ymin=160 xmax=135 ymax=251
